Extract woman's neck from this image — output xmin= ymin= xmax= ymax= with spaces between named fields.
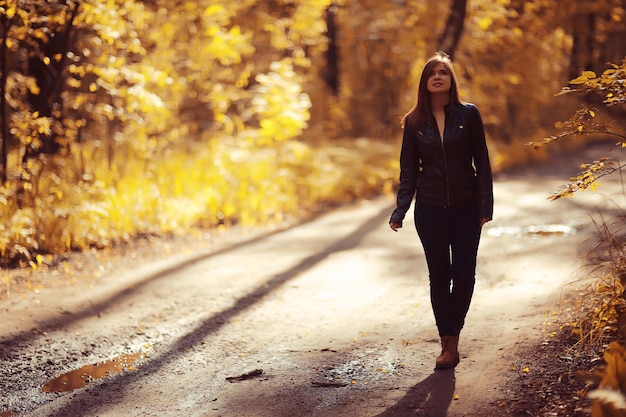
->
xmin=431 ymin=92 xmax=450 ymax=112
xmin=431 ymin=93 xmax=449 ymax=140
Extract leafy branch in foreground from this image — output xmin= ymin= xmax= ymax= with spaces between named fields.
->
xmin=565 ymin=63 xmax=626 ymax=107
xmin=548 ymin=158 xmax=626 ymax=201
xmin=541 ymin=58 xmax=626 ymax=417
xmin=528 ymin=57 xmax=626 ymax=200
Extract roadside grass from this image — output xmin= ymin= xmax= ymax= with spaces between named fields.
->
xmin=0 ymin=137 xmax=399 ymax=270
xmin=555 ymin=205 xmax=626 ymax=417
xmin=569 ymin=211 xmax=626 ymax=352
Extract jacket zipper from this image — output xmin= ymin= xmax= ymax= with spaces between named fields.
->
xmin=439 ymin=126 xmax=451 ymax=207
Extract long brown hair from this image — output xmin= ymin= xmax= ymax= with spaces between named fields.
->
xmin=401 ymin=52 xmax=461 ymax=129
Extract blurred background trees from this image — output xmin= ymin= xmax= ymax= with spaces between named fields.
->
xmin=0 ymin=0 xmax=625 ymax=266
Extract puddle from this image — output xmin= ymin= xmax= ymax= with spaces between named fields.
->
xmin=42 ymin=353 xmax=143 ymax=393
xmin=486 ymin=224 xmax=576 ymax=238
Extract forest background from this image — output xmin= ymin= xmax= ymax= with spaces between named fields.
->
xmin=0 ymin=0 xmax=625 ymax=270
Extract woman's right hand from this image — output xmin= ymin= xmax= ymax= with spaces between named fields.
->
xmin=389 ymin=222 xmax=401 ymax=232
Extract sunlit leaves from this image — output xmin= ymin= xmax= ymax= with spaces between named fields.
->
xmin=528 ymin=106 xmax=609 ymax=150
xmin=0 ymin=134 xmax=397 ymax=264
xmin=9 ymin=111 xmax=53 ymax=153
xmin=6 ymin=0 xmax=592 ymax=267
xmin=0 ymin=207 xmax=38 ymax=260
xmin=461 ymin=0 xmax=572 ymax=150
xmin=260 ymin=0 xmax=331 ymax=51
xmin=477 ymin=16 xmax=493 ymax=30
xmin=534 ymin=59 xmax=626 ymax=200
xmin=204 ymin=25 xmax=253 ymax=66
xmin=569 ymin=70 xmax=597 ymax=85
xmin=559 ymin=59 xmax=626 ymax=107
xmin=548 ymin=158 xmax=624 ymax=201
xmin=250 ymin=59 xmax=311 ymax=144
xmin=2 ymin=1 xmax=75 ymax=53
xmin=4 ymin=4 xmax=17 ymax=19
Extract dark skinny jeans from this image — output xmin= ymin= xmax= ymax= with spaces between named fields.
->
xmin=414 ymin=201 xmax=482 ymax=337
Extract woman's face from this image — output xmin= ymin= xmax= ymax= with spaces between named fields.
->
xmin=426 ymin=62 xmax=452 ymax=95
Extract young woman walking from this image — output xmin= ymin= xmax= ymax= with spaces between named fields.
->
xmin=389 ymin=52 xmax=493 ymax=369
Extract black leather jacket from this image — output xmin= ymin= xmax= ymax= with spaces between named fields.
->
xmin=390 ymin=102 xmax=493 ymax=226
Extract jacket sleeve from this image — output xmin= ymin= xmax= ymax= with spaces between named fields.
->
xmin=468 ymin=105 xmax=494 ymax=221
xmin=390 ymin=126 xmax=419 ymax=226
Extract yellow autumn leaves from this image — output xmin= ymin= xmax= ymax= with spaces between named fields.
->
xmin=0 ymin=135 xmax=397 ymax=265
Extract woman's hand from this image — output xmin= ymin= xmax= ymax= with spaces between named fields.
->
xmin=480 ymin=217 xmax=490 ymax=226
xmin=389 ymin=222 xmax=401 ymax=232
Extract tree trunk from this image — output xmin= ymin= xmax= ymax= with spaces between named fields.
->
xmin=324 ymin=4 xmax=339 ymax=95
xmin=437 ymin=0 xmax=467 ymax=59
xmin=24 ymin=2 xmax=79 ymax=162
xmin=568 ymin=13 xmax=596 ymax=79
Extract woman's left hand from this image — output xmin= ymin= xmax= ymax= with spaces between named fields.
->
xmin=480 ymin=217 xmax=490 ymax=226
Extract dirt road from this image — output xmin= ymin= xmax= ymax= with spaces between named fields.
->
xmin=1 ymin=142 xmax=623 ymax=416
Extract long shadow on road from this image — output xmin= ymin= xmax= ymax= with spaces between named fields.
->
xmin=1 ymin=204 xmax=385 ymax=349
xmin=37 ymin=203 xmax=395 ymax=416
xmin=0 ymin=228 xmax=288 ymax=347
xmin=374 ymin=370 xmax=456 ymax=417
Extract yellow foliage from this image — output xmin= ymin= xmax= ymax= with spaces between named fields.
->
xmin=478 ymin=17 xmax=493 ymax=30
xmin=587 ymin=342 xmax=626 ymax=417
xmin=7 ymin=0 xmax=620 ymax=271
xmin=0 ymin=136 xmax=397 ymax=264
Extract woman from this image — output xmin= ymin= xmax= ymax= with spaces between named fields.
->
xmin=389 ymin=52 xmax=493 ymax=370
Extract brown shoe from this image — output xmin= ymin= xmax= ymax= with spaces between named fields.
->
xmin=435 ymin=336 xmax=460 ymax=369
